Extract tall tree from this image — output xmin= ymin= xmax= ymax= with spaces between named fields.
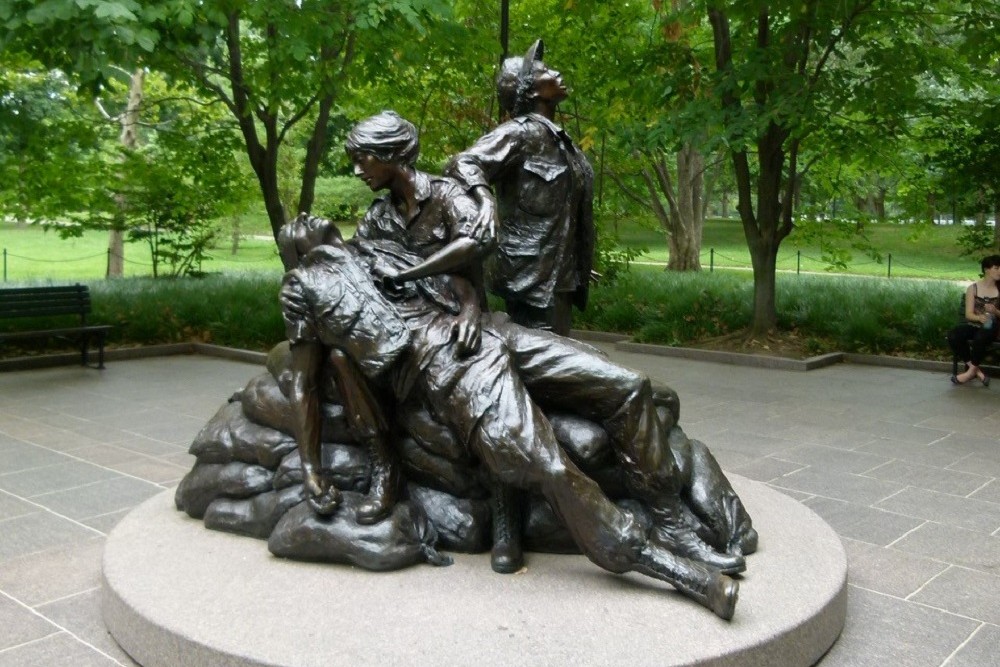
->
xmin=0 ymin=0 xmax=449 ymax=242
xmin=700 ymin=0 xmax=979 ymax=334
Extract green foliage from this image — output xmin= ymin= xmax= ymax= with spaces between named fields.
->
xmin=576 ymin=269 xmax=960 ymax=358
xmin=312 ymin=177 xmax=374 ymax=223
xmin=90 ymin=272 xmax=285 ymax=349
xmin=955 ymin=224 xmax=997 ymax=257
xmin=0 ymin=56 xmax=111 ymax=224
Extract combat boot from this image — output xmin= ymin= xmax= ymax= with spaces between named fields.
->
xmin=650 ymin=501 xmax=746 ymax=574
xmin=356 ymin=436 xmax=399 ymax=525
xmin=634 ymin=544 xmax=739 ymax=620
xmin=491 ymin=481 xmax=524 ymax=574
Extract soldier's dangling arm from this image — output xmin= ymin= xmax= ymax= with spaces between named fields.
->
xmin=287 ymin=340 xmax=326 ymax=499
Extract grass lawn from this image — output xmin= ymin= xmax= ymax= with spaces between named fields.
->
xmin=618 ymin=217 xmax=978 ymax=281
xmin=0 ymin=214 xmax=984 ymax=284
xmin=0 ymin=221 xmax=352 ymax=283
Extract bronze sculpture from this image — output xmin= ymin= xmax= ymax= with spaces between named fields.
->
xmin=446 ymin=39 xmax=594 ymax=336
xmin=176 ymin=111 xmax=756 ymax=621
xmin=446 ymin=39 xmax=596 ymax=572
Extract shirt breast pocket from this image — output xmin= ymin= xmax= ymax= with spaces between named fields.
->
xmin=517 ymin=157 xmax=569 ymax=217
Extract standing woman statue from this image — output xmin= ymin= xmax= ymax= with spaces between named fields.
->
xmin=447 ymin=39 xmax=596 ymax=574
xmin=447 ymin=39 xmax=595 ymax=336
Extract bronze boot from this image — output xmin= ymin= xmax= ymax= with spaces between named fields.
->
xmin=356 ymin=436 xmax=400 ymax=525
xmin=491 ymin=482 xmax=524 ymax=574
xmin=650 ymin=501 xmax=746 ymax=574
xmin=635 ymin=544 xmax=739 ymax=620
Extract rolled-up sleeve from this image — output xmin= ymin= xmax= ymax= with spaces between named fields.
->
xmin=445 ymin=123 xmax=525 ymax=191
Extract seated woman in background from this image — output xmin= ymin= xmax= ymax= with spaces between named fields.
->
xmin=947 ymin=254 xmax=1000 ymax=385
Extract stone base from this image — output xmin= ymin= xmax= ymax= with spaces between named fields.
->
xmin=102 ymin=477 xmax=847 ymax=667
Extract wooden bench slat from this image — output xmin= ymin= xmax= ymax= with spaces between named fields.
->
xmin=0 ymin=285 xmax=110 ymax=369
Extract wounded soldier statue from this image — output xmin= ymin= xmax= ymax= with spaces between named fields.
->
xmin=174 ymin=112 xmax=756 ymax=621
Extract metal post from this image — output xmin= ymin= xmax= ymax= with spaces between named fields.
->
xmin=106 ymin=248 xmax=111 ymax=278
xmin=710 ymin=248 xmax=714 ymax=273
xmin=887 ymin=253 xmax=892 ymax=278
xmin=797 ymin=250 xmax=800 ymax=275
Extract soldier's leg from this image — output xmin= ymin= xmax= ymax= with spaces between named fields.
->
xmin=505 ymin=326 xmax=745 ymax=573
xmin=327 ymin=348 xmax=399 ymax=525
xmin=466 ymin=377 xmax=738 ymax=619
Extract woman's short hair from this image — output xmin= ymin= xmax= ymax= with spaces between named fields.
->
xmin=980 ymin=254 xmax=1000 ymax=274
xmin=345 ymin=111 xmax=419 ymax=166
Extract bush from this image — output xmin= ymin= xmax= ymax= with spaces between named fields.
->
xmin=3 ymin=268 xmax=962 ymax=361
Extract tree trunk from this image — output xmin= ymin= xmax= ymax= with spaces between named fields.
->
xmin=669 ymin=144 xmax=703 ymax=271
xmin=994 ymin=198 xmax=1000 ymax=249
xmin=109 ymin=68 xmax=145 ymax=278
xmin=749 ymin=239 xmax=778 ymax=333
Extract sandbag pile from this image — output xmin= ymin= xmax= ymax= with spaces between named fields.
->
xmin=174 ymin=342 xmax=754 ymax=571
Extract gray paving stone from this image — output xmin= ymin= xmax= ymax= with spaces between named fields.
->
xmin=817 ymin=586 xmax=980 ymax=667
xmin=803 ymin=497 xmax=924 ymax=546
xmin=949 ymin=452 xmax=1000 ymax=479
xmin=876 ymin=487 xmax=1000 ymax=535
xmin=932 ymin=432 xmax=1000 ymax=456
xmin=769 ymin=444 xmax=891 ymax=474
xmin=772 ymin=468 xmax=905 ymax=505
xmin=80 ymin=509 xmax=131 ymax=535
xmin=113 ymin=435 xmax=186 ymax=458
xmin=765 ymin=485 xmax=814 ymax=502
xmin=0 ymin=511 xmax=99 ymax=562
xmin=730 ymin=456 xmax=806 ymax=483
xmin=105 ymin=456 xmax=190 ymax=485
xmin=893 ymin=523 xmax=1000 ymax=575
xmin=0 ymin=441 xmax=71 ymax=474
xmin=697 ymin=426 xmax=797 ymax=457
xmin=840 ymin=539 xmax=947 ymax=599
xmin=970 ymin=480 xmax=1000 ymax=505
xmin=943 ymin=623 xmax=1000 ymax=667
xmin=0 ymin=537 xmax=104 ymax=606
xmin=0 ymin=461 xmax=120 ymax=498
xmin=69 ymin=445 xmax=144 ymax=467
xmin=864 ymin=460 xmax=992 ymax=496
xmin=14 ymin=427 xmax=105 ymax=452
xmin=856 ymin=438 xmax=971 ymax=469
xmin=909 ymin=566 xmax=1000 ymax=626
xmin=121 ymin=415 xmax=208 ymax=446
xmin=0 ymin=632 xmax=125 ymax=667
xmin=0 ymin=596 xmax=58 ymax=651
xmin=30 ymin=477 xmax=161 ymax=521
xmin=37 ymin=588 xmax=140 ymax=666
xmin=0 ymin=491 xmax=37 ymax=521
xmin=858 ymin=421 xmax=951 ymax=446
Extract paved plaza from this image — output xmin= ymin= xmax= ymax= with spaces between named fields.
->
xmin=0 ymin=348 xmax=998 ymax=666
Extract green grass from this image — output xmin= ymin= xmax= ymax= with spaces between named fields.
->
xmin=616 ymin=217 xmax=977 ymax=281
xmin=1 ymin=217 xmax=979 ymax=283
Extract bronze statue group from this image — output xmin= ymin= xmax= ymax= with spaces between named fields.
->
xmin=177 ymin=40 xmax=757 ymax=621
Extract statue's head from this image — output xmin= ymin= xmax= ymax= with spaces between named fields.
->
xmin=345 ymin=111 xmax=420 ymax=167
xmin=278 ymin=214 xmax=343 ymax=270
xmin=496 ymin=39 xmax=567 ymax=117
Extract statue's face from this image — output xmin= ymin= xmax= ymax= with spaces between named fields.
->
xmin=531 ymin=62 xmax=568 ymax=104
xmin=290 ymin=216 xmax=338 ymax=256
xmin=352 ymin=152 xmax=397 ymax=192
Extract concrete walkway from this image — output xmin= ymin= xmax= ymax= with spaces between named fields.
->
xmin=0 ymin=350 xmax=997 ymax=666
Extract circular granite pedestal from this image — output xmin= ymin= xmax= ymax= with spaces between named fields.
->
xmin=102 ymin=477 xmax=846 ymax=667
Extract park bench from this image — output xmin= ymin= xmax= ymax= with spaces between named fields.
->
xmin=949 ymin=294 xmax=1000 ymax=375
xmin=0 ymin=284 xmax=112 ymax=369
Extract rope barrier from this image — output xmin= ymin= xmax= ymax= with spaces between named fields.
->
xmin=4 ymin=251 xmax=107 ymax=262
